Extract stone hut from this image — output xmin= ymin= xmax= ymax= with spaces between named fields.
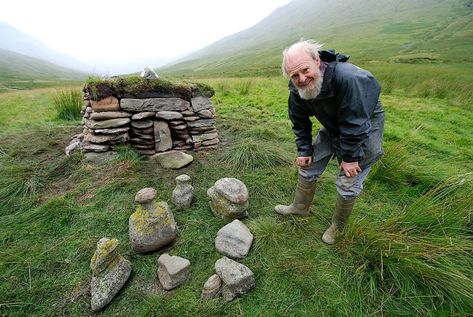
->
xmin=80 ymin=77 xmax=219 ymax=156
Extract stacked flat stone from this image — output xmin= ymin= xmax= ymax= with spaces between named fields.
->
xmin=130 ymin=112 xmax=156 ymax=155
xmin=81 ymin=96 xmax=131 ymax=153
xmin=78 ymin=81 xmax=219 ymax=157
xmin=188 ymin=96 xmax=219 ymax=151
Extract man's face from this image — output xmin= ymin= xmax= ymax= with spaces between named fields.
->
xmin=285 ymin=48 xmax=322 ymax=100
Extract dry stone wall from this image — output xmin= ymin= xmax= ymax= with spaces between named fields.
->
xmin=80 ymin=81 xmax=219 ymax=156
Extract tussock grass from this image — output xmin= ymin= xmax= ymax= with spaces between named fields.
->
xmin=344 ymin=174 xmax=473 ymax=315
xmin=218 ymin=137 xmax=292 ymax=170
xmin=53 ymin=89 xmax=82 ymax=121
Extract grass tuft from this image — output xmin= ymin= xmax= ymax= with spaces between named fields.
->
xmin=53 ymin=90 xmax=82 ymax=121
xmin=218 ymin=137 xmax=292 ymax=170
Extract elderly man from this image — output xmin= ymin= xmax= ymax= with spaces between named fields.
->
xmin=275 ymin=40 xmax=384 ymax=244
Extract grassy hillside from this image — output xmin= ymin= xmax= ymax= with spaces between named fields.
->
xmin=0 ymin=49 xmax=87 ymax=92
xmin=160 ymin=0 xmax=473 ymax=75
xmin=0 ymin=79 xmax=472 ymax=316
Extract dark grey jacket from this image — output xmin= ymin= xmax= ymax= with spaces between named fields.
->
xmin=288 ymin=51 xmax=384 ymax=167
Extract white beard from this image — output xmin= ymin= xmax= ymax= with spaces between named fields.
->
xmin=298 ymin=74 xmax=323 ymax=100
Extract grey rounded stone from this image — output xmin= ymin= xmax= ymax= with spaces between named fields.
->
xmin=213 ymin=178 xmax=248 ymax=204
xmin=215 ymin=219 xmax=253 ymax=259
xmin=134 ymin=188 xmax=157 ymax=204
xmin=157 ymin=253 xmax=191 ymax=290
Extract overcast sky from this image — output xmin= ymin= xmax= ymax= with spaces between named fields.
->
xmin=1 ymin=0 xmax=291 ymax=74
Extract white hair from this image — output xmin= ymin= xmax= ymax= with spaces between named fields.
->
xmin=281 ymin=40 xmax=323 ymax=78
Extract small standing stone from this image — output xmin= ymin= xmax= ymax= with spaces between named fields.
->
xmin=157 ymin=253 xmax=191 ymax=290
xmin=215 ymin=219 xmax=254 ymax=259
xmin=129 ymin=188 xmax=177 ymax=253
xmin=172 ymin=174 xmax=194 ymax=208
xmin=90 ymin=238 xmax=132 ymax=312
xmin=214 ymin=256 xmax=255 ymax=302
xmin=201 ymin=274 xmax=222 ymax=300
xmin=207 ymin=178 xmax=249 ymax=219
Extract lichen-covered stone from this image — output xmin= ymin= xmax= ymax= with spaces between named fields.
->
xmin=207 ymin=178 xmax=249 ymax=220
xmin=90 ymin=238 xmax=131 ymax=312
xmin=129 ymin=202 xmax=177 ymax=253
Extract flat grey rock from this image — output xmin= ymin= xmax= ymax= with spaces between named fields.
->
xmin=156 ymin=111 xmax=183 ymax=120
xmin=215 ymin=220 xmax=253 ymax=259
xmin=152 ymin=151 xmax=193 ymax=169
xmin=90 ymin=111 xmax=131 ymax=120
xmin=132 ymin=112 xmax=156 ymax=120
xmin=121 ymin=98 xmax=190 ymax=112
xmin=157 ymin=253 xmax=191 ymax=290
xmin=85 ymin=118 xmax=130 ymax=129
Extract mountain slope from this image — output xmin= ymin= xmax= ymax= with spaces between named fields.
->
xmin=159 ymin=0 xmax=473 ymax=76
xmin=0 ymin=48 xmax=87 ymax=83
xmin=0 ymin=22 xmax=90 ymax=72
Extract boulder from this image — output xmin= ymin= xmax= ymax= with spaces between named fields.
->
xmin=207 ymin=178 xmax=249 ymax=219
xmin=201 ymin=274 xmax=222 ymax=300
xmin=215 ymin=220 xmax=253 ymax=259
xmin=157 ymin=253 xmax=191 ymax=290
xmin=214 ymin=257 xmax=255 ymax=302
xmin=172 ymin=174 xmax=193 ymax=208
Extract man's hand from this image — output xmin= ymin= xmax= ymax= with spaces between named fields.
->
xmin=340 ymin=161 xmax=361 ymax=177
xmin=296 ymin=156 xmax=312 ymax=168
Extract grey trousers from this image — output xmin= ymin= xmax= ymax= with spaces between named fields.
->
xmin=299 ymin=130 xmax=376 ymax=199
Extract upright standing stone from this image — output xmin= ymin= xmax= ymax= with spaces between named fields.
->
xmin=129 ymin=188 xmax=177 ymax=253
xmin=154 ymin=121 xmax=172 ymax=152
xmin=172 ymin=174 xmax=194 ymax=208
xmin=90 ymin=238 xmax=132 ymax=312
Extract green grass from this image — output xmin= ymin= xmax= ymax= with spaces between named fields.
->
xmin=53 ymin=89 xmax=83 ymax=121
xmin=0 ymin=75 xmax=472 ymax=316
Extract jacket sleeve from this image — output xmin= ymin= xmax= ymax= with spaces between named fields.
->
xmin=288 ymin=93 xmax=313 ymax=157
xmin=334 ymin=64 xmax=381 ymax=162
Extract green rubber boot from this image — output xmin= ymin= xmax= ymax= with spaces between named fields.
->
xmin=274 ymin=176 xmax=316 ymax=216
xmin=322 ymin=195 xmax=356 ymax=244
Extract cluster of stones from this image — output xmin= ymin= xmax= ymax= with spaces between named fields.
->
xmin=90 ymin=176 xmax=256 ymax=311
xmin=74 ymin=85 xmax=219 ymax=157
xmin=202 ymin=219 xmax=255 ymax=301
